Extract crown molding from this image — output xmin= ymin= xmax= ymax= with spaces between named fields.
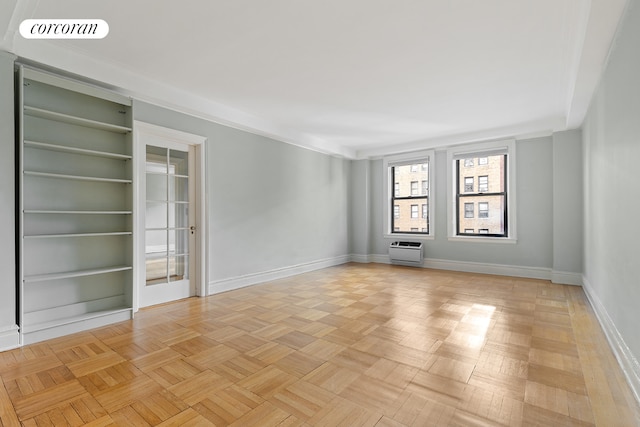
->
xmin=10 ymin=36 xmax=356 ymax=159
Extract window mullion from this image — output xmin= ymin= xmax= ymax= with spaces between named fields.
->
xmin=456 ymin=159 xmax=461 ymax=234
xmin=458 ymin=192 xmax=505 ymax=198
xmin=503 ymin=154 xmax=508 ymax=235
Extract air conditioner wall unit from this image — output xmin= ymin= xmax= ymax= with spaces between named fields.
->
xmin=389 ymin=241 xmax=423 ymax=266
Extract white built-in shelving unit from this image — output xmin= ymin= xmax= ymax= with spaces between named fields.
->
xmin=17 ymin=66 xmax=135 ymax=344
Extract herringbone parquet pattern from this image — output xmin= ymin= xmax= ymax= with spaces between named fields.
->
xmin=1 ymin=264 xmax=638 ymax=426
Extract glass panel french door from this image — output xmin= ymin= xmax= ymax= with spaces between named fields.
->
xmin=142 ymin=142 xmax=194 ymax=306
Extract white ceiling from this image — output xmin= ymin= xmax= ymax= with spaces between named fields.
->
xmin=1 ymin=0 xmax=629 ymax=158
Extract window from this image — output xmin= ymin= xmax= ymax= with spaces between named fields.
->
xmin=410 ymin=181 xmax=419 ymax=196
xmin=448 ymin=139 xmax=515 ymax=240
xmin=479 ymin=202 xmax=489 ymax=218
xmin=464 ymin=203 xmax=474 ymax=218
xmin=464 ymin=177 xmax=474 ymax=192
xmin=384 ymin=150 xmax=434 ymax=237
xmin=458 ymin=156 xmax=504 ymax=234
xmin=478 ymin=175 xmax=489 ymax=193
xmin=464 ymin=158 xmax=474 ymax=167
xmin=478 ymin=175 xmax=488 ymax=192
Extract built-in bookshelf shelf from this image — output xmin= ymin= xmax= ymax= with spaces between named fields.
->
xmin=24 ymin=105 xmax=132 ymax=134
xmin=24 ymin=171 xmax=132 ymax=184
xmin=24 ymin=210 xmax=133 ymax=215
xmin=24 ymin=231 xmax=132 ymax=239
xmin=24 ymin=266 xmax=133 ymax=283
xmin=24 ymin=140 xmax=132 ymax=160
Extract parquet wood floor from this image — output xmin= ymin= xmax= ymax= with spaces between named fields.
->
xmin=1 ymin=263 xmax=639 ymax=426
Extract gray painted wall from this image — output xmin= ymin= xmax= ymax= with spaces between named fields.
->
xmin=134 ymin=101 xmax=351 ymax=283
xmin=0 ymin=51 xmax=17 ymax=348
xmin=553 ymin=130 xmax=583 ymax=275
xmin=350 ymin=159 xmax=370 ymax=256
xmin=582 ymin=0 xmax=640 ymax=369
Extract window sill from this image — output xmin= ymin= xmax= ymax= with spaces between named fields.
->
xmin=448 ymin=236 xmax=517 ymax=244
xmin=385 ymin=233 xmax=435 ymax=241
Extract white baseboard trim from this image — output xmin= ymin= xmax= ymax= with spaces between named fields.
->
xmin=551 ymin=270 xmax=583 ymax=286
xmin=208 ymin=255 xmax=351 ymax=295
xmin=0 ymin=324 xmax=20 ymax=352
xmin=350 ymin=254 xmax=373 ymax=263
xmin=350 ymin=254 xmax=390 ymax=264
xmin=423 ymin=258 xmax=551 ymax=280
xmin=582 ymin=276 xmax=640 ymax=404
xmin=352 ymin=254 xmax=552 ymax=281
xmin=351 ymin=254 xmax=585 ymax=285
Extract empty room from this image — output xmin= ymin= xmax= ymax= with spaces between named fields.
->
xmin=0 ymin=0 xmax=639 ymax=425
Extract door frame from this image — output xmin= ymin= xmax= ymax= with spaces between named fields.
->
xmin=133 ymin=121 xmax=208 ymax=312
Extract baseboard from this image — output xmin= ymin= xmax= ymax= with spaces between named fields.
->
xmin=0 ymin=324 xmax=20 ymax=352
xmin=551 ymin=270 xmax=583 ymax=286
xmin=424 ymin=258 xmax=552 ymax=280
xmin=350 ymin=254 xmax=372 ymax=263
xmin=350 ymin=254 xmax=389 ymax=264
xmin=582 ymin=276 xmax=640 ymax=404
xmin=353 ymin=254 xmax=552 ymax=280
xmin=208 ymin=255 xmax=351 ymax=295
xmin=351 ymin=254 xmax=587 ymax=285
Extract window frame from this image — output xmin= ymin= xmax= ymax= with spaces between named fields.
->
xmin=383 ymin=149 xmax=435 ymax=240
xmin=446 ymin=139 xmax=517 ymax=243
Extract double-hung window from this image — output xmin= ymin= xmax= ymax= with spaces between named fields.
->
xmin=383 ymin=150 xmax=435 ymax=238
xmin=447 ymin=140 xmax=516 ymax=241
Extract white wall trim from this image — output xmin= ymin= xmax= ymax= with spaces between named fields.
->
xmin=424 ymin=258 xmax=550 ymax=280
xmin=0 ymin=324 xmax=20 ymax=352
xmin=208 ymin=255 xmax=351 ymax=295
xmin=582 ymin=276 xmax=640 ymax=404
xmin=351 ymin=254 xmax=553 ymax=281
xmin=551 ymin=270 xmax=583 ymax=286
xmin=350 ymin=254 xmax=389 ymax=264
xmin=353 ymin=254 xmax=583 ymax=285
xmin=350 ymin=254 xmax=374 ymax=264
xmin=8 ymin=39 xmax=355 ymax=159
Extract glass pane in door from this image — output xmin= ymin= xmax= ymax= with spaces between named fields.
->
xmin=146 ymin=145 xmax=190 ymax=286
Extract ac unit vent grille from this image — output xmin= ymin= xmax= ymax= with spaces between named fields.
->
xmin=389 ymin=241 xmax=423 ymax=266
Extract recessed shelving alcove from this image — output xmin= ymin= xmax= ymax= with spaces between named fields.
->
xmin=17 ymin=66 xmax=135 ymax=344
